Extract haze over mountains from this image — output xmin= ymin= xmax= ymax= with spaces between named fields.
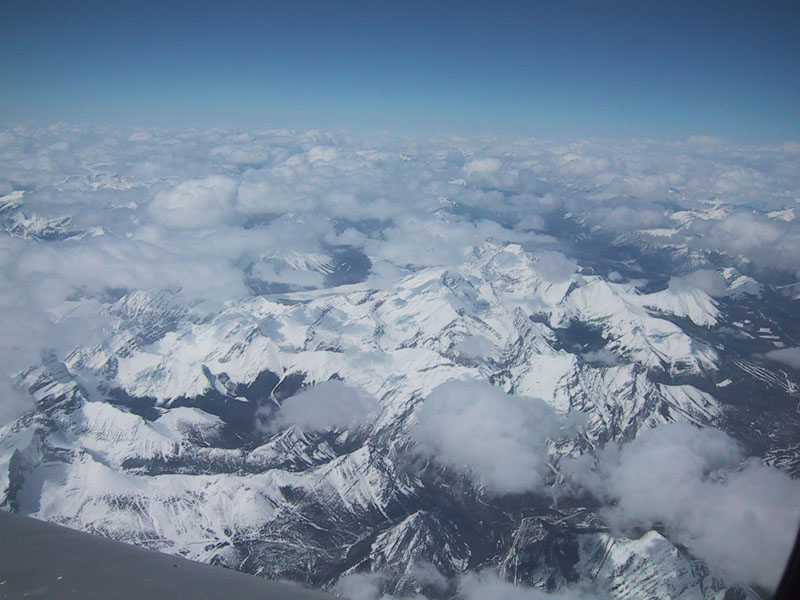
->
xmin=1 ymin=125 xmax=799 ymax=599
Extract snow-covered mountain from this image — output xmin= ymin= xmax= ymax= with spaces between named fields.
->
xmin=2 ymin=240 xmax=797 ymax=598
xmin=1 ymin=127 xmax=799 ymax=600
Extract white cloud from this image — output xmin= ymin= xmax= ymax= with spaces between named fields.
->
xmin=368 ymin=215 xmax=524 ymax=268
xmin=764 ymin=347 xmax=800 ymax=369
xmin=333 ymin=572 xmax=429 ymax=600
xmin=686 ymin=211 xmax=800 ymax=273
xmin=687 ymin=135 xmax=723 ymax=145
xmin=463 ymin=157 xmax=502 ymax=177
xmin=406 ymin=562 xmax=449 ymax=593
xmin=778 ymin=141 xmax=800 ymax=153
xmin=459 ymin=570 xmax=602 ymax=600
xmin=0 ymin=131 xmax=15 ymax=147
xmin=250 ymin=260 xmax=325 ymax=288
xmin=410 ymin=380 xmax=565 ymax=495
xmin=592 ymin=203 xmax=667 ymax=232
xmin=0 ymin=373 xmax=34 ymax=426
xmin=333 ymin=569 xmax=598 ymax=600
xmin=307 ymin=146 xmax=339 ymax=163
xmin=267 ymin=380 xmax=379 ymax=432
xmin=0 ymin=123 xmax=799 ymax=599
xmin=236 ymin=179 xmax=315 ymax=215
xmin=14 ymin=231 xmax=251 ymax=305
xmin=668 ymin=269 xmax=728 ymax=297
xmin=569 ymin=423 xmax=800 ymax=590
xmin=334 ymin=573 xmax=385 ymax=600
xmin=532 ymin=251 xmax=577 ymax=283
xmin=514 ymin=213 xmax=546 ymax=231
xmin=148 ymin=176 xmax=239 ymax=230
xmin=452 ymin=335 xmax=494 ymax=359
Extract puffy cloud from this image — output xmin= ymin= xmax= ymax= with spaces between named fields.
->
xmin=1 ymin=123 xmax=799 ymax=436
xmin=0 ymin=131 xmax=15 ymax=147
xmin=13 ymin=231 xmax=251 ymax=305
xmin=687 ymin=135 xmax=723 ymax=145
xmin=463 ymin=157 xmax=502 ymax=177
xmin=236 ymin=179 xmax=316 ymax=215
xmin=0 ymin=235 xmax=115 ymax=401
xmin=334 ymin=569 xmax=597 ymax=600
xmin=452 ymin=335 xmax=494 ymax=360
xmin=556 ymin=151 xmax=615 ymax=179
xmin=148 ymin=176 xmax=239 ymax=230
xmin=531 ymin=251 xmax=577 ymax=283
xmin=459 ymin=570 xmax=602 ymax=600
xmin=266 ymin=380 xmax=379 ymax=432
xmin=406 ymin=563 xmax=449 ymax=593
xmin=333 ymin=572 xmax=431 ymax=600
xmin=764 ymin=347 xmax=800 ymax=370
xmin=689 ymin=212 xmax=782 ymax=252
xmin=249 ymin=260 xmax=325 ymax=288
xmin=679 ymin=211 xmax=800 ymax=274
xmin=0 ymin=373 xmax=34 ymax=426
xmin=410 ymin=380 xmax=565 ymax=495
xmin=514 ymin=213 xmax=546 ymax=232
xmin=778 ymin=141 xmax=800 ymax=153
xmin=591 ymin=203 xmax=668 ymax=232
xmin=334 ymin=573 xmax=386 ymax=600
xmin=307 ymin=146 xmax=339 ymax=163
xmin=568 ymin=423 xmax=800 ymax=590
xmin=668 ymin=269 xmax=728 ymax=297
xmin=367 ymin=215 xmax=524 ymax=268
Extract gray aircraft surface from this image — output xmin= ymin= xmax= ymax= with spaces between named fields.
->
xmin=0 ymin=510 xmax=333 ymax=600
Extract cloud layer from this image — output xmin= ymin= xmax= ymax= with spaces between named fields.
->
xmin=148 ymin=176 xmax=239 ymax=230
xmin=1 ymin=125 xmax=798 ymax=595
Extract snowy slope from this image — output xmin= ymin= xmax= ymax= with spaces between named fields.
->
xmin=0 ymin=241 xmax=792 ymax=599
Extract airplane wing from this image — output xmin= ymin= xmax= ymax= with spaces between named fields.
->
xmin=0 ymin=510 xmax=334 ymax=599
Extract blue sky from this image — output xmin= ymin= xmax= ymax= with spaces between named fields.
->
xmin=1 ymin=1 xmax=798 ymax=141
